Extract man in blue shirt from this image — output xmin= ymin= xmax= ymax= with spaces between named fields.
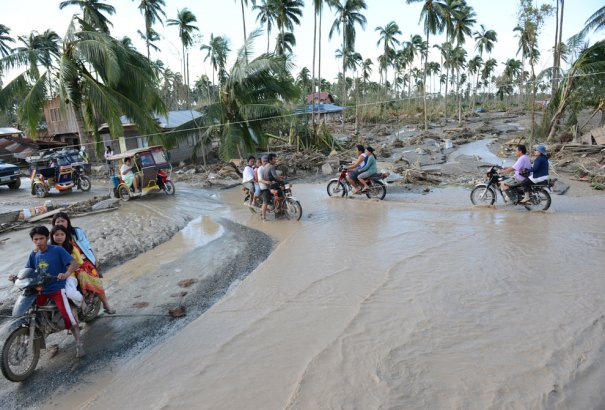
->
xmin=25 ymin=226 xmax=84 ymax=357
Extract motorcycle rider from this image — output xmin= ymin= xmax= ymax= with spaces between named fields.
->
xmin=257 ymin=156 xmax=271 ymax=220
xmin=242 ymin=156 xmax=256 ymax=205
xmin=345 ymin=145 xmax=367 ymax=194
xmin=357 ymin=146 xmax=377 ymax=193
xmin=519 ymin=145 xmax=549 ymax=203
xmin=266 ymin=153 xmax=285 ymax=210
xmin=24 ymin=226 xmax=85 ymax=357
xmin=498 ymin=144 xmax=531 ymax=202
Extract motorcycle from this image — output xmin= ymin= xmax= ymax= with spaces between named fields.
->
xmin=244 ymin=180 xmax=303 ymax=221
xmin=470 ymin=165 xmax=554 ymax=211
xmin=326 ymin=165 xmax=389 ymax=200
xmin=0 ymin=269 xmax=101 ymax=382
xmin=156 ymin=169 xmax=176 ymax=195
xmin=72 ymin=165 xmax=91 ymax=192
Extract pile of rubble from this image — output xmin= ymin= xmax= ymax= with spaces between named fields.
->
xmin=551 ymin=143 xmax=605 ymax=190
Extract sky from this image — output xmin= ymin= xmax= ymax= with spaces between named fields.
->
xmin=0 ymin=0 xmax=602 ymax=85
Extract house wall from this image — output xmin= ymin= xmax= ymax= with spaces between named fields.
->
xmin=101 ymin=130 xmax=207 ymax=164
xmin=44 ymin=97 xmax=79 ymax=137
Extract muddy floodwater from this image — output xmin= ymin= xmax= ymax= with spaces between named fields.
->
xmin=28 ymin=181 xmax=605 ymax=410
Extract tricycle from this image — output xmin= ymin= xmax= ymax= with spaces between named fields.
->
xmin=107 ymin=146 xmax=175 ymax=201
xmin=26 ymin=155 xmax=75 ymax=198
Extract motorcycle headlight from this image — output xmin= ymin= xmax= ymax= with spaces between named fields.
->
xmin=284 ymin=184 xmax=290 ymax=189
xmin=14 ymin=169 xmax=21 ymax=175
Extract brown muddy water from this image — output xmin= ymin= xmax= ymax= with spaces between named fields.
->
xmin=40 ymin=182 xmax=605 ymax=410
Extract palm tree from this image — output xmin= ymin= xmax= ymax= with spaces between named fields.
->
xmin=296 ymin=66 xmax=312 ymax=100
xmin=467 ymin=55 xmax=482 ymax=109
xmin=167 ymin=8 xmax=199 ymax=102
xmin=200 ymin=34 xmax=231 ymax=87
xmin=253 ymin=0 xmax=277 ymax=52
xmin=169 ymin=31 xmax=299 ymax=160
xmin=58 ymin=0 xmax=116 ymax=33
xmin=361 ymin=58 xmax=373 ymax=86
xmin=375 ymin=21 xmax=401 ymax=88
xmin=552 ymin=0 xmax=564 ymax=94
xmin=473 ymin=24 xmax=497 ymax=57
xmin=578 ymin=5 xmax=605 ymax=35
xmin=236 ymin=0 xmax=257 ymax=47
xmin=272 ymin=0 xmax=304 ymax=57
xmin=406 ymin=0 xmax=447 ymax=130
xmin=328 ymin=0 xmax=367 ymax=107
xmin=133 ymin=0 xmax=166 ymax=59
xmin=0 ymin=17 xmax=165 ymax=149
xmin=451 ymin=2 xmax=475 ymax=119
xmin=480 ymin=57 xmax=497 ymax=99
xmin=274 ymin=31 xmax=296 ymax=55
xmin=473 ymin=24 xmax=497 ymax=105
xmin=0 ymin=24 xmax=15 ymax=57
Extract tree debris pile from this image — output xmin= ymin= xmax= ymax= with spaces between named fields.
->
xmin=391 ymin=157 xmax=442 ymax=184
xmin=551 ymin=143 xmax=605 ymax=189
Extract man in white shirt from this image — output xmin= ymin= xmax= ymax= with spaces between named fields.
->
xmin=257 ymin=156 xmax=270 ymax=220
xmin=242 ymin=156 xmax=256 ymax=204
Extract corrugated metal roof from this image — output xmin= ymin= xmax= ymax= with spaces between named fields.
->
xmin=295 ymin=103 xmax=345 ymax=114
xmin=0 ymin=127 xmax=23 ymax=136
xmin=100 ymin=110 xmax=203 ymax=132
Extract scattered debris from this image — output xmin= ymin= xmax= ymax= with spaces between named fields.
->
xmin=132 ymin=302 xmax=149 ymax=308
xmin=178 ymin=279 xmax=196 ymax=288
xmin=168 ymin=306 xmax=186 ymax=318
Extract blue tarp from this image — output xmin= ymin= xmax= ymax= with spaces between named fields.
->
xmin=295 ymin=103 xmax=345 ymax=114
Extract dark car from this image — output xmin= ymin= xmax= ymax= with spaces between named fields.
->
xmin=0 ymin=159 xmax=21 ymax=190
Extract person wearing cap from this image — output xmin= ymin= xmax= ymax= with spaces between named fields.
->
xmin=357 ymin=146 xmax=377 ymax=193
xmin=520 ymin=144 xmax=549 ymax=203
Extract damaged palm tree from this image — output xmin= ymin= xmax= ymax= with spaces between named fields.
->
xmin=164 ymin=30 xmax=299 ymax=160
xmin=547 ymin=40 xmax=605 ymax=142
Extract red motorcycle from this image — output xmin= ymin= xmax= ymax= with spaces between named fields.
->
xmin=326 ymin=166 xmax=388 ymax=200
xmin=157 ymin=169 xmax=175 ymax=195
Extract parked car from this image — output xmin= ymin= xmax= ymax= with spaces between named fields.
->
xmin=0 ymin=160 xmax=21 ymax=190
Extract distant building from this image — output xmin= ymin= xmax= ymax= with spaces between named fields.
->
xmin=43 ymin=97 xmax=80 ymax=147
xmin=98 ymin=110 xmax=206 ymax=163
xmin=306 ymin=92 xmax=335 ymax=104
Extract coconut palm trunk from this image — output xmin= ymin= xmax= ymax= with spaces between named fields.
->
xmin=422 ymin=31 xmax=429 ymax=131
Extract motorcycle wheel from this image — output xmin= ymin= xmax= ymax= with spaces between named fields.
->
xmin=524 ymin=188 xmax=551 ymax=211
xmin=78 ymin=175 xmax=91 ymax=191
xmin=470 ymin=185 xmax=496 ymax=206
xmin=79 ymin=294 xmax=102 ymax=322
xmin=34 ymin=183 xmax=47 ymax=198
xmin=284 ymin=198 xmax=303 ymax=221
xmin=366 ymin=181 xmax=387 ymax=200
xmin=164 ymin=181 xmax=176 ymax=195
xmin=1 ymin=327 xmax=41 ymax=382
xmin=327 ymin=180 xmax=347 ymax=197
xmin=118 ymin=185 xmax=131 ymax=201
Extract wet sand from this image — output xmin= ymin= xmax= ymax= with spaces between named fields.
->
xmin=41 ymin=183 xmax=605 ymax=409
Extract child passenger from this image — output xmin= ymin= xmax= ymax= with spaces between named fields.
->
xmin=25 ymin=226 xmax=85 ymax=357
xmin=50 ymin=225 xmax=85 ymax=309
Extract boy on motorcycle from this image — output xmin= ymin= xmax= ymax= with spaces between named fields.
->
xmin=24 ymin=226 xmax=85 ymax=357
